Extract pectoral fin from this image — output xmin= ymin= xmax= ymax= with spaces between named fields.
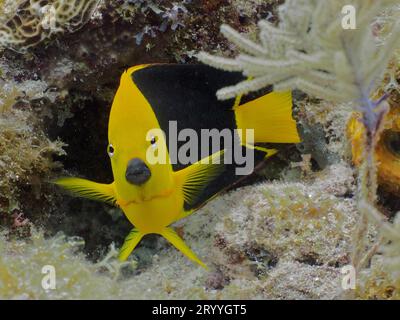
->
xmin=54 ymin=177 xmax=117 ymax=206
xmin=161 ymin=227 xmax=207 ymax=269
xmin=118 ymin=228 xmax=144 ymax=261
xmin=175 ymin=150 xmax=225 ymax=207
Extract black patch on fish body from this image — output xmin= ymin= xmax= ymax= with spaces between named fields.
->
xmin=130 ymin=64 xmax=271 ymax=210
xmin=132 ymin=64 xmax=240 ymax=170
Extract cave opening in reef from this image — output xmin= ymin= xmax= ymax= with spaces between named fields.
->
xmin=35 ymin=91 xmax=130 ymax=261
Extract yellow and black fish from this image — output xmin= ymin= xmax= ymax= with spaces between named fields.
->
xmin=56 ymin=64 xmax=300 ymax=268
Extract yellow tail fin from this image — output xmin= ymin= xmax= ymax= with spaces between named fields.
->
xmin=160 ymin=227 xmax=207 ymax=269
xmin=234 ymin=91 xmax=301 ymax=144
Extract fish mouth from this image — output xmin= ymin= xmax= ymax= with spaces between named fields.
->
xmin=125 ymin=158 xmax=151 ymax=185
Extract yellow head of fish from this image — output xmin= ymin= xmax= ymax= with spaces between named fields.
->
xmin=108 ymin=66 xmax=173 ymax=205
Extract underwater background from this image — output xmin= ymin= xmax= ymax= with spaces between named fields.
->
xmin=0 ymin=0 xmax=399 ymax=299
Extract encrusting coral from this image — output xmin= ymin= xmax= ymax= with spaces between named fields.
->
xmin=209 ymin=162 xmax=358 ymax=298
xmin=0 ymin=108 xmax=64 ymax=206
xmin=0 ymin=161 xmax=362 ymax=300
xmin=0 ymin=63 xmax=65 ymax=231
xmin=354 ymin=201 xmax=400 ymax=299
xmin=0 ymin=230 xmax=138 ymax=299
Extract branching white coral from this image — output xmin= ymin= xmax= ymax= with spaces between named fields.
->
xmin=0 ymin=0 xmax=100 ymax=51
xmin=198 ymin=0 xmax=400 ymax=103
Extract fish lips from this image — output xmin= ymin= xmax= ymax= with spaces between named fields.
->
xmin=125 ymin=158 xmax=151 ymax=185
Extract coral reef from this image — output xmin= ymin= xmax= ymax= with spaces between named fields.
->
xmin=0 ymin=0 xmax=272 ymax=256
xmin=208 ymin=162 xmax=359 ymax=298
xmin=0 ymin=162 xmax=364 ymax=300
xmin=0 ymin=60 xmax=65 ymax=232
xmin=0 ymin=0 xmax=399 ymax=300
xmin=0 ymin=230 xmax=137 ymax=299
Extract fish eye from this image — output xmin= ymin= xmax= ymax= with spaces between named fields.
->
xmin=107 ymin=144 xmax=115 ymax=157
xmin=150 ymin=136 xmax=157 ymax=149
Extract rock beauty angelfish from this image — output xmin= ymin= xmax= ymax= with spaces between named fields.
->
xmin=55 ymin=64 xmax=300 ymax=268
